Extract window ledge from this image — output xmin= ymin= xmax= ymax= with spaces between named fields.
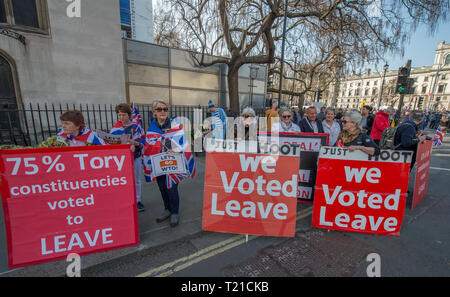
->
xmin=0 ymin=24 xmax=49 ymax=36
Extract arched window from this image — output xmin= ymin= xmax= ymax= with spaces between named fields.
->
xmin=445 ymin=54 xmax=450 ymax=65
xmin=0 ymin=52 xmax=21 ymax=131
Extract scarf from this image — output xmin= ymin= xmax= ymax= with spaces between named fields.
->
xmin=142 ymin=117 xmax=196 ymax=188
xmin=280 ymin=121 xmax=293 ymax=132
xmin=57 ymin=127 xmax=105 ymax=146
xmin=336 ymin=128 xmax=361 ymax=147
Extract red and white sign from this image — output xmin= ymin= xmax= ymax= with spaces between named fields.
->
xmin=202 ymin=152 xmax=299 ymax=237
xmin=412 ymin=140 xmax=433 ymax=208
xmin=312 ymin=147 xmax=413 ymax=236
xmin=0 ymin=145 xmax=139 ymax=268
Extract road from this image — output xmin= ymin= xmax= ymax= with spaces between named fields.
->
xmin=79 ymin=137 xmax=450 ymax=278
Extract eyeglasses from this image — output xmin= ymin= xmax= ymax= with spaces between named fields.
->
xmin=155 ymin=107 xmax=168 ymax=112
xmin=282 ymin=115 xmax=291 ymax=119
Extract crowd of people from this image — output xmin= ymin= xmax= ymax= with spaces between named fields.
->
xmin=31 ymin=100 xmax=196 ymax=228
xmin=2 ymin=98 xmax=448 ymax=229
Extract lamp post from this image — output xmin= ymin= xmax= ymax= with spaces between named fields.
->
xmin=290 ymin=49 xmax=299 ymax=106
xmin=376 ymin=62 xmax=389 ymax=110
xmin=277 ymin=0 xmax=289 ymax=104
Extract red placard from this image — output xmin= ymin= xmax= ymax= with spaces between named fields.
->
xmin=0 ymin=145 xmax=139 ymax=268
xmin=202 ymin=152 xmax=299 ymax=237
xmin=312 ymin=147 xmax=413 ymax=236
xmin=412 ymin=140 xmax=433 ymax=208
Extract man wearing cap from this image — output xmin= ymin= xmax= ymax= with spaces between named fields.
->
xmin=208 ymin=100 xmax=227 ymax=139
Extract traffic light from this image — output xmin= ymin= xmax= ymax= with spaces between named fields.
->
xmin=317 ymin=90 xmax=322 ymax=101
xmin=396 ymin=66 xmax=410 ymax=94
xmin=418 ymin=96 xmax=424 ymax=109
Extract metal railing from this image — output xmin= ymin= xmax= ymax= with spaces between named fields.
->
xmin=0 ymin=103 xmax=211 ymax=146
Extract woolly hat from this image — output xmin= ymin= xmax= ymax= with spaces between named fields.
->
xmin=208 ymin=100 xmax=215 ymax=109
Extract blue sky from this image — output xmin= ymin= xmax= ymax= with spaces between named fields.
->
xmin=151 ymin=0 xmax=448 ymax=72
xmin=373 ymin=20 xmax=450 ymax=72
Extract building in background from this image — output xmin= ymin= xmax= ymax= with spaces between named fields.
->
xmin=120 ymin=0 xmax=154 ymax=43
xmin=326 ymin=41 xmax=450 ymax=111
xmin=0 ymin=0 xmax=126 ymax=143
xmin=124 ymin=39 xmax=267 ymax=111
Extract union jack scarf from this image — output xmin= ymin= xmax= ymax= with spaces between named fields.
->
xmin=57 ymin=127 xmax=105 ymax=146
xmin=142 ymin=117 xmax=196 ymax=188
xmin=433 ymin=126 xmax=443 ymax=147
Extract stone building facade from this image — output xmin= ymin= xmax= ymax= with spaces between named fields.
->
xmin=0 ymin=0 xmax=126 ymax=110
xmin=326 ymin=41 xmax=450 ymax=111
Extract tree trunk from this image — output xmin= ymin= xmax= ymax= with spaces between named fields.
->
xmin=227 ymin=66 xmax=240 ymax=114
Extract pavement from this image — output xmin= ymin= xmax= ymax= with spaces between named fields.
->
xmin=0 ymin=129 xmax=448 ymax=277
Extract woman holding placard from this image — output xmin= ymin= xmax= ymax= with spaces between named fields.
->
xmin=336 ymin=111 xmax=379 ymax=156
xmin=142 ymin=99 xmax=196 ymax=227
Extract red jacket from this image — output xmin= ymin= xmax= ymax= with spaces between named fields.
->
xmin=370 ymin=110 xmax=390 ymax=140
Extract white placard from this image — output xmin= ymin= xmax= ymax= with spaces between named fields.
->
xmin=151 ymin=153 xmax=187 ymax=177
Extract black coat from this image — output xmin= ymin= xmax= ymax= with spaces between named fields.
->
xmin=299 ymin=118 xmax=324 ymax=133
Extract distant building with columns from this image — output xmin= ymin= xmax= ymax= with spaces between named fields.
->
xmin=326 ymin=41 xmax=450 ymax=111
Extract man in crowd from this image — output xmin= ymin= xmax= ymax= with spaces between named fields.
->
xmin=265 ymin=99 xmax=279 ymax=131
xmin=394 ymin=110 xmax=427 ymax=171
xmin=208 ymin=100 xmax=227 ymax=139
xmin=317 ymin=106 xmax=326 ymax=122
xmin=292 ymin=106 xmax=303 ymax=126
xmin=299 ymin=106 xmax=324 ymax=133
xmin=371 ymin=105 xmax=394 ymax=145
xmin=360 ymin=105 xmax=374 ymax=135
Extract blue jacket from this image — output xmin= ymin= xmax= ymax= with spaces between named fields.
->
xmin=299 ymin=118 xmax=324 ymax=133
xmin=394 ymin=119 xmax=419 ymax=150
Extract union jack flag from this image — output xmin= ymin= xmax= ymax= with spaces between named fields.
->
xmin=131 ymin=103 xmax=144 ymax=132
xmin=110 ymin=103 xmax=145 ymax=146
xmin=433 ymin=126 xmax=443 ymax=147
xmin=57 ymin=127 xmax=105 ymax=146
xmin=143 ymin=117 xmax=196 ymax=188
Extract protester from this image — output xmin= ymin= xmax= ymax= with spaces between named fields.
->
xmin=441 ymin=114 xmax=449 ymax=133
xmin=208 ymin=100 xmax=227 ymax=139
xmin=299 ymin=106 xmax=324 ymax=133
xmin=361 ymin=105 xmax=374 ymax=135
xmin=55 ymin=110 xmax=105 ymax=146
xmin=265 ymin=99 xmax=279 ymax=131
xmin=292 ymin=106 xmax=302 ymax=126
xmin=111 ymin=103 xmax=146 ymax=212
xmin=236 ymin=107 xmax=258 ymax=141
xmin=143 ymin=99 xmax=196 ymax=227
xmin=322 ymin=107 xmax=341 ymax=146
xmin=370 ymin=105 xmax=394 ymax=145
xmin=423 ymin=111 xmax=430 ymax=130
xmin=394 ymin=110 xmax=427 ymax=171
xmin=271 ymin=108 xmax=301 ymax=133
xmin=336 ymin=111 xmax=379 ymax=156
xmin=317 ymin=106 xmax=326 ymax=122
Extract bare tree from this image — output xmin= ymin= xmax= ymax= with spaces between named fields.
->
xmin=155 ymin=0 xmax=449 ymax=112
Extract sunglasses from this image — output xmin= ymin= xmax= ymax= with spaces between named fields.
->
xmin=244 ymin=114 xmax=254 ymax=118
xmin=341 ymin=120 xmax=352 ymax=124
xmin=155 ymin=107 xmax=168 ymax=112
xmin=282 ymin=115 xmax=291 ymax=119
